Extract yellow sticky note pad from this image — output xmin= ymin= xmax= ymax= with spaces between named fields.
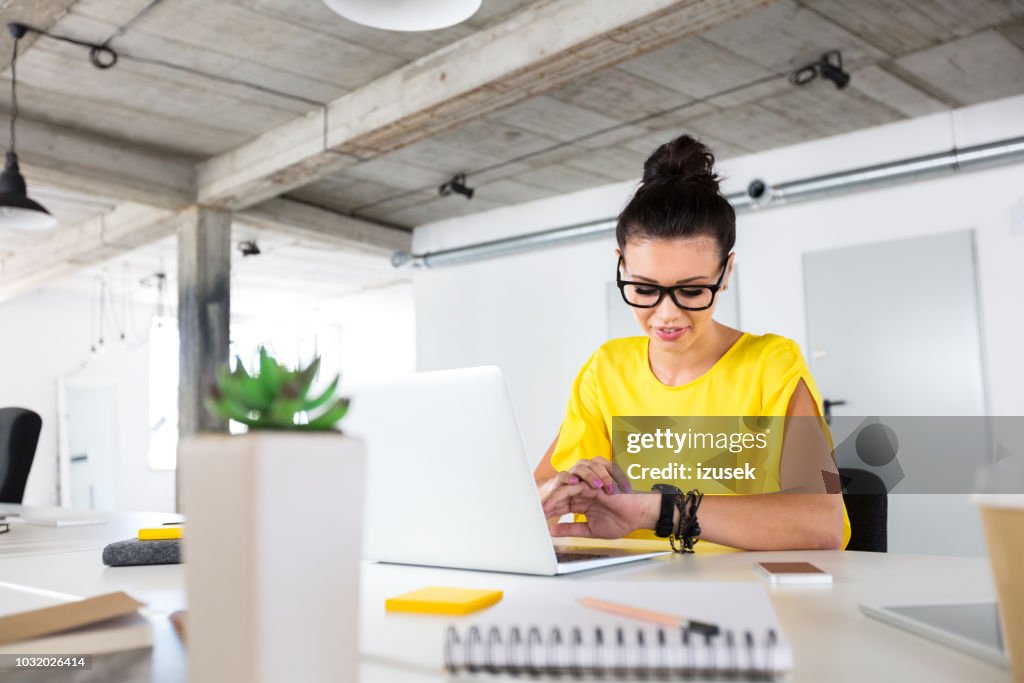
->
xmin=385 ymin=587 xmax=503 ymax=616
xmin=138 ymin=527 xmax=183 ymax=540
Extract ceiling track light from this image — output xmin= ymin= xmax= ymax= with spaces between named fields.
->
xmin=238 ymin=240 xmax=261 ymax=257
xmin=789 ymin=50 xmax=851 ymax=90
xmin=0 ymin=23 xmax=57 ymax=230
xmin=439 ymin=173 xmax=474 ymax=200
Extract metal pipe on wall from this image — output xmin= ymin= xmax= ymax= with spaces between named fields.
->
xmin=392 ymin=135 xmax=1024 ymax=268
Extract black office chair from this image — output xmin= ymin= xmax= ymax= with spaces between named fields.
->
xmin=840 ymin=467 xmax=888 ymax=552
xmin=0 ymin=407 xmax=42 ymax=504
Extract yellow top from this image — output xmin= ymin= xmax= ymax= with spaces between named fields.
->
xmin=385 ymin=587 xmax=503 ymax=615
xmin=549 ymin=333 xmax=851 ymax=551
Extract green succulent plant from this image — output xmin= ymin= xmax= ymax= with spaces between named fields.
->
xmin=205 ymin=346 xmax=349 ymax=431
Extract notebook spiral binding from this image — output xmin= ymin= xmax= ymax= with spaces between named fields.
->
xmin=445 ymin=624 xmax=780 ymax=679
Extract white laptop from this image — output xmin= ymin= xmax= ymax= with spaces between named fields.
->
xmin=345 ymin=366 xmax=669 ymax=575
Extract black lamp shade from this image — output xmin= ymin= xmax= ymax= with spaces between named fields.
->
xmin=0 ymin=151 xmax=57 ymax=229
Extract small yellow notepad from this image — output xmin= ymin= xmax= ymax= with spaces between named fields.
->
xmin=385 ymin=587 xmax=503 ymax=616
xmin=137 ymin=527 xmax=183 ymax=541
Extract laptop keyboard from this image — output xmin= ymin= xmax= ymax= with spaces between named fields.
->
xmin=555 ymin=551 xmax=614 ymax=563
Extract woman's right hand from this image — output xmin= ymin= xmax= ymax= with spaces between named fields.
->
xmin=560 ymin=456 xmax=633 ymax=495
xmin=536 ymin=459 xmax=653 ymax=539
xmin=537 ymin=456 xmax=633 ymax=519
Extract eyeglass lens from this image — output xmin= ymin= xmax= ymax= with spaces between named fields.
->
xmin=621 ymin=283 xmax=714 ymax=309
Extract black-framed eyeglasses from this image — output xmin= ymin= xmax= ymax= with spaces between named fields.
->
xmin=616 ymin=256 xmax=728 ymax=311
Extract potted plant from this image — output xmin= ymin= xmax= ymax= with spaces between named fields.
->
xmin=180 ymin=348 xmax=363 ymax=683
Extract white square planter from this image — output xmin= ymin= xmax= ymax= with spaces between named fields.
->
xmin=180 ymin=431 xmax=364 ymax=683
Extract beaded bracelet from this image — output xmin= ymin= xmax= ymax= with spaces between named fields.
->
xmin=669 ymin=489 xmax=703 ymax=554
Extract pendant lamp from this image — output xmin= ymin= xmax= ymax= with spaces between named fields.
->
xmin=322 ymin=0 xmax=482 ymax=32
xmin=0 ymin=23 xmax=56 ymax=230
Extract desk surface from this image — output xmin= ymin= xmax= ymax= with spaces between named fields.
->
xmin=0 ymin=505 xmax=1010 ymax=682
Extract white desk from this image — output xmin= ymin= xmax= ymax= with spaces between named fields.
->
xmin=0 ymin=505 xmax=183 ymax=559
xmin=0 ymin=505 xmax=1011 ymax=682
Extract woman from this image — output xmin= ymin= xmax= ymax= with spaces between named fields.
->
xmin=534 ymin=135 xmax=849 ymax=552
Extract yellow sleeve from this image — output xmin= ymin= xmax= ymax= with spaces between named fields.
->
xmin=761 ymin=337 xmax=851 ymax=549
xmin=760 ymin=337 xmax=824 ymax=416
xmin=549 ymin=350 xmax=612 ymax=472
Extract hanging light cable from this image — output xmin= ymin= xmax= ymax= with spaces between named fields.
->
xmin=0 ymin=23 xmax=57 ymax=229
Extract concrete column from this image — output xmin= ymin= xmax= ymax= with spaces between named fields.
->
xmin=177 ymin=207 xmax=232 ymax=440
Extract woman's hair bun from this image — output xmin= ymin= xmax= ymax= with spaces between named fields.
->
xmin=616 ymin=133 xmax=735 ymax=256
xmin=641 ymin=134 xmax=721 ymax=191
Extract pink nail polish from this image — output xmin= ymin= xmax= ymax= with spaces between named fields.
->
xmin=568 ymin=476 xmax=579 ymax=484
xmin=592 ymin=479 xmax=602 ymax=488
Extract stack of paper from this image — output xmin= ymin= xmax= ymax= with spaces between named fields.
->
xmin=0 ymin=588 xmax=152 ymax=655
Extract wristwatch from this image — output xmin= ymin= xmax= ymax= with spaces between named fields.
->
xmin=651 ymin=484 xmax=681 ymax=538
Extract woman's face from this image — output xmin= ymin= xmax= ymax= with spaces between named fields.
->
xmin=618 ymin=237 xmax=733 ymax=354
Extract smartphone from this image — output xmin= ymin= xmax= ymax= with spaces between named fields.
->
xmin=754 ymin=561 xmax=833 ymax=585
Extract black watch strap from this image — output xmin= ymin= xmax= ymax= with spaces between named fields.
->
xmin=652 ymin=484 xmax=681 ymax=537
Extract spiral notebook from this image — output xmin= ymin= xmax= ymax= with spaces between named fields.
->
xmin=368 ymin=580 xmax=791 ymax=679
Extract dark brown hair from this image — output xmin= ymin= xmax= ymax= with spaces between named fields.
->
xmin=616 ymin=134 xmax=735 ymax=262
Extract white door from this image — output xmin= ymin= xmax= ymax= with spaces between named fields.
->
xmin=64 ymin=384 xmax=118 ymax=510
xmin=803 ymin=230 xmax=989 ymax=555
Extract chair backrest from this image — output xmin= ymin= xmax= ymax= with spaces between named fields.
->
xmin=840 ymin=467 xmax=888 ymax=552
xmin=0 ymin=407 xmax=42 ymax=504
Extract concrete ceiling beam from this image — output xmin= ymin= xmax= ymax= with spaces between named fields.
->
xmin=238 ymin=198 xmax=411 ymax=255
xmin=196 ymin=0 xmax=775 ymax=210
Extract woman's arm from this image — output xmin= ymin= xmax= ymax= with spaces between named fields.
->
xmin=669 ymin=492 xmax=844 ymax=550
xmin=694 ymin=379 xmax=844 ymax=549
xmin=535 ymin=431 xmax=624 ymax=492
xmin=543 ymin=380 xmax=847 ymax=550
xmin=533 ymin=434 xmax=559 ymax=485
xmin=535 ymin=435 xmax=565 ymax=528
xmin=535 ymin=431 xmax=636 ymax=529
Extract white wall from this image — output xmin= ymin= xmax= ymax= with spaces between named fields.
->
xmin=0 ymin=281 xmax=416 ymax=510
xmin=412 ymin=95 xmax=1024 ymax=554
xmin=238 ymin=282 xmax=417 ymax=387
xmin=0 ymin=290 xmax=175 ymax=509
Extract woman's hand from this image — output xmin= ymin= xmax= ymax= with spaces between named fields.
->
xmin=536 ymin=456 xmax=632 ymax=517
xmin=562 ymin=456 xmax=633 ymax=495
xmin=541 ymin=481 xmax=655 ymax=538
xmin=537 ymin=457 xmax=653 ymax=539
